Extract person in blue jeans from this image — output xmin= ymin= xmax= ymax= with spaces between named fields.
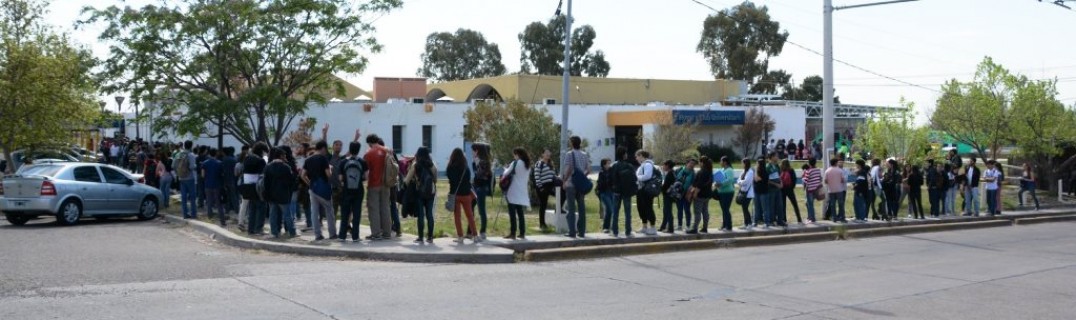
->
xmin=675 ymin=160 xmax=696 ymax=230
xmin=753 ymin=157 xmax=772 ymax=227
xmin=597 ymin=159 xmax=615 ymax=232
xmin=406 ymin=147 xmax=438 ymax=243
xmin=561 ymin=136 xmax=590 ymax=238
xmin=659 ymin=160 xmax=677 ymax=233
xmin=175 ymin=141 xmax=198 ymax=219
xmin=202 ymin=149 xmax=225 ymax=226
xmin=825 ymin=158 xmax=848 ymax=223
xmin=263 ymin=147 xmax=297 ymax=238
xmin=470 ymin=143 xmax=493 ymax=240
xmin=1018 ymin=163 xmax=1040 ymax=210
xmin=609 ymin=146 xmax=633 ymax=237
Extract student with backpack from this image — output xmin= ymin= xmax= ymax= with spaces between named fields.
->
xmin=470 ymin=143 xmax=493 ymax=240
xmin=634 ymin=150 xmax=659 ymax=236
xmin=174 ymin=141 xmax=199 ymax=219
xmin=303 ymin=141 xmax=336 ymax=241
xmin=561 ymin=136 xmax=591 ymax=238
xmin=714 ymin=156 xmax=737 ymax=231
xmin=686 ymin=156 xmax=713 ymax=234
xmin=404 ymin=147 xmax=437 ymax=244
xmin=609 ymin=146 xmax=636 ymax=238
xmin=658 ymin=160 xmax=677 ymax=234
xmin=675 ymin=159 xmax=696 ymax=231
xmin=503 ymin=147 xmax=532 ymax=240
xmin=779 ymin=159 xmax=802 ymax=225
xmin=337 ymin=141 xmax=367 ymax=242
xmin=597 ymin=159 xmax=616 ymax=233
xmin=364 ymin=134 xmax=396 ymax=241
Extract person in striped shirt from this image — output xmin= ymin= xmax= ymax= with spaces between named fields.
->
xmin=801 ymin=158 xmax=822 ymax=224
xmin=531 ymin=149 xmax=558 ymax=230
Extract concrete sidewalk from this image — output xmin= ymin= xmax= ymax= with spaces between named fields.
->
xmin=164 ymin=204 xmax=1076 ymax=264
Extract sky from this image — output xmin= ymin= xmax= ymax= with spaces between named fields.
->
xmin=48 ymin=0 xmax=1076 ymax=124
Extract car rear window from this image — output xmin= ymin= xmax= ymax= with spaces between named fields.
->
xmin=18 ymin=165 xmax=63 ymax=177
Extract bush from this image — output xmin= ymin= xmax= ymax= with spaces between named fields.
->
xmin=698 ymin=144 xmax=740 ymax=163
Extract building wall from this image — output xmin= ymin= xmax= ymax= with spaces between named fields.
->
xmin=428 ymin=75 xmax=746 ymax=105
xmin=372 ymin=77 xmax=427 ymax=102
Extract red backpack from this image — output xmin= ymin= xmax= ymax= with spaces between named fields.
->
xmin=780 ymin=170 xmax=794 ymax=188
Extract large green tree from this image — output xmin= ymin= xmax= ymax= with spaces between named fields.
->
xmin=931 ymin=57 xmax=1013 ymax=160
xmin=518 ymin=15 xmax=610 ymax=77
xmin=1 ymin=0 xmax=98 ymax=173
xmin=643 ymin=113 xmax=700 ymax=163
xmin=418 ymin=29 xmax=505 ymax=82
xmin=697 ymin=1 xmax=788 ymax=82
xmin=80 ymin=0 xmax=402 ymax=147
xmin=463 ymin=99 xmax=562 ymax=166
xmin=732 ymin=107 xmax=774 ymax=159
xmin=780 ymin=75 xmax=839 ymax=103
xmin=854 ymin=98 xmax=931 ymax=164
xmin=749 ymin=69 xmax=790 ymax=95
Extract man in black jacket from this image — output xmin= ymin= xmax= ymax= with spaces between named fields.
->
xmin=263 ymin=147 xmax=296 ymax=238
xmin=963 ymin=157 xmax=982 ymax=216
xmin=925 ymin=159 xmax=941 ymax=218
xmin=242 ymin=143 xmax=268 ymax=235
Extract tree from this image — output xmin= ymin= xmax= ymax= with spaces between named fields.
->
xmin=732 ymin=107 xmax=774 ymax=159
xmin=1 ymin=0 xmax=99 ymax=173
xmin=463 ymin=99 xmax=562 ymax=165
xmin=80 ymin=0 xmax=402 ymax=147
xmin=750 ymin=69 xmax=790 ymax=94
xmin=781 ymin=75 xmax=839 ymax=103
xmin=931 ymin=57 xmax=1012 ymax=160
xmin=643 ymin=113 xmax=700 ymax=163
xmin=418 ymin=29 xmax=506 ymax=82
xmin=1007 ymin=75 xmax=1076 ymax=191
xmin=853 ymin=98 xmax=931 ymax=164
xmin=697 ymin=1 xmax=788 ymax=82
xmin=280 ymin=117 xmax=318 ymax=148
xmin=518 ymin=15 xmax=610 ymax=77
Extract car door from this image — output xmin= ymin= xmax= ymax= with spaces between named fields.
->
xmin=70 ymin=166 xmax=107 ymax=214
xmin=100 ymin=166 xmax=140 ymax=213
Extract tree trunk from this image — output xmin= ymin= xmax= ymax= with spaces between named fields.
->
xmin=2 ymin=147 xmax=12 ymax=175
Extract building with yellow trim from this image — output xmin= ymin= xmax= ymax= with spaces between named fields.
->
xmin=425 ymin=75 xmax=746 ymax=105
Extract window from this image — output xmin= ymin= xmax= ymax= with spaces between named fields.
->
xmin=73 ymin=167 xmax=101 ymax=183
xmin=99 ymin=167 xmax=129 ymax=184
xmin=392 ymin=125 xmax=403 ymax=154
xmin=422 ymin=125 xmax=433 ymax=149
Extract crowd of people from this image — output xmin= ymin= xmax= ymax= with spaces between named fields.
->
xmin=124 ymin=126 xmax=1050 ymax=243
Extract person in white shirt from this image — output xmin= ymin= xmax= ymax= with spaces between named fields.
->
xmin=983 ymin=160 xmax=1001 ymax=216
xmin=736 ymin=158 xmax=756 ymax=230
xmin=869 ymin=158 xmax=884 ymax=220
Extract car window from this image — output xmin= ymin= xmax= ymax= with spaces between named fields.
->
xmin=73 ymin=166 xmax=102 ymax=183
xmin=17 ymin=165 xmax=64 ymax=177
xmin=100 ymin=167 xmax=129 ymax=184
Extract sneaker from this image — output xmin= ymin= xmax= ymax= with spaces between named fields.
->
xmin=426 ymin=238 xmax=434 ymax=244
xmin=624 ymin=233 xmax=634 ymax=238
xmin=414 ymin=239 xmax=424 ymax=244
xmin=314 ymin=236 xmax=325 ymax=241
xmin=686 ymin=229 xmax=698 ymax=234
xmin=676 ymin=226 xmax=684 ymax=231
xmin=700 ymin=229 xmax=709 ymax=234
xmin=454 ymin=237 xmax=464 ymax=244
xmin=479 ymin=232 xmax=487 ymax=240
xmin=518 ymin=235 xmax=526 ymax=240
xmin=602 ymin=229 xmax=610 ymax=234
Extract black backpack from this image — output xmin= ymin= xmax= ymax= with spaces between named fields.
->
xmin=615 ymin=161 xmax=638 ymax=196
xmin=343 ymin=158 xmax=365 ymax=191
xmin=418 ymin=164 xmax=435 ymax=200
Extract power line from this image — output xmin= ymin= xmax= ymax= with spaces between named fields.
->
xmin=690 ymin=0 xmax=940 ymax=93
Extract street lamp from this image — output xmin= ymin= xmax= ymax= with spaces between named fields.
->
xmin=115 ymin=96 xmax=125 ymax=137
xmin=822 ymin=0 xmax=917 ymax=166
xmin=559 ymin=0 xmax=573 ymax=158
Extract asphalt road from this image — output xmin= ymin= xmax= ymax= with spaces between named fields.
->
xmin=2 ymin=216 xmax=1075 ymax=320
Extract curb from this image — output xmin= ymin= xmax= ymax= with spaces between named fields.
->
xmin=1013 ymin=215 xmax=1076 ymax=225
xmin=164 ymin=215 xmax=515 ymax=264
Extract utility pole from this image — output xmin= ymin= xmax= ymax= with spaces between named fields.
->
xmin=560 ymin=0 xmax=573 ymax=156
xmin=823 ymin=0 xmax=917 ymax=166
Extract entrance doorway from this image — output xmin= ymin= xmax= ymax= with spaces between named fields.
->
xmin=614 ymin=126 xmax=642 ymax=162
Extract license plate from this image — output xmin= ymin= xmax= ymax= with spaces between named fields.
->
xmin=9 ymin=200 xmax=27 ymax=207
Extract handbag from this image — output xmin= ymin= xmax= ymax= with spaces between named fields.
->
xmin=499 ymin=160 xmax=516 ymax=192
xmin=444 ymin=167 xmax=467 ymax=211
xmin=569 ymin=151 xmax=593 ymax=194
xmin=735 ymin=191 xmax=748 ymax=205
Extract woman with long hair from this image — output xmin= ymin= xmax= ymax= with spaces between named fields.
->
xmin=405 ymin=146 xmax=438 ymax=243
xmin=157 ymin=151 xmax=173 ymax=209
xmin=1019 ymin=163 xmax=1040 ymax=210
xmin=779 ymin=159 xmax=802 ymax=224
xmin=447 ymin=148 xmax=479 ymax=244
xmin=687 ymin=156 xmax=713 ymax=234
xmin=753 ymin=158 xmax=771 ymax=228
xmin=737 ymin=159 xmax=755 ymax=229
xmin=470 ymin=143 xmax=492 ymax=240
xmin=635 ymin=150 xmax=658 ymax=235
xmin=907 ymin=164 xmax=924 ymax=219
xmin=531 ymin=149 xmax=557 ymax=229
xmin=504 ymin=147 xmax=532 ymax=239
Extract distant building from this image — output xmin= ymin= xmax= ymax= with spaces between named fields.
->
xmin=373 ymin=77 xmax=427 ymax=103
xmin=426 ymin=74 xmax=746 ymax=105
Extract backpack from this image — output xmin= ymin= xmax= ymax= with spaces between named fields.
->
xmin=780 ymin=170 xmax=794 ymax=188
xmin=641 ymin=165 xmax=662 ymax=197
xmin=343 ymin=158 xmax=365 ymax=191
xmin=383 ymin=149 xmax=399 ymax=187
xmin=418 ymin=164 xmax=435 ymax=200
xmin=615 ymin=162 xmax=638 ymax=196
xmin=173 ymin=151 xmax=194 ymax=180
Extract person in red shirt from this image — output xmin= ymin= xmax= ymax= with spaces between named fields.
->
xmin=363 ymin=134 xmax=392 ymax=240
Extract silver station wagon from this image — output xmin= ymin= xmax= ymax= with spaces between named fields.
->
xmin=0 ymin=163 xmax=163 ymax=226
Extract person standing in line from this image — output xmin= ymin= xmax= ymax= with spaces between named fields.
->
xmin=687 ymin=156 xmax=713 ymax=234
xmin=779 ymin=159 xmax=802 ymax=225
xmin=263 ymin=147 xmax=297 ymax=238
xmin=363 ymin=134 xmax=393 ymax=240
xmin=802 ymin=159 xmax=822 ymax=224
xmin=824 ymin=158 xmax=848 ymax=223
xmin=337 ymin=141 xmax=367 ymax=242
xmin=561 ymin=136 xmax=591 ymax=238
xmin=634 ymin=150 xmax=658 ymax=235
xmin=174 ymin=141 xmax=199 ymax=219
xmin=470 ymin=143 xmax=493 ymax=240
xmin=963 ymin=157 xmax=982 ymax=216
xmin=882 ymin=159 xmax=901 ymax=220
xmin=753 ymin=157 xmax=771 ymax=228
xmin=294 ymin=143 xmax=312 ymax=231
xmin=220 ymin=147 xmax=239 ymax=217
xmin=715 ymin=156 xmax=737 ymax=231
xmin=657 ymin=160 xmax=676 ymax=233
xmin=983 ymin=160 xmax=1001 ymax=216
xmin=609 ymin=147 xmax=636 ymax=238
xmin=1019 ymin=163 xmax=1041 ymax=210
xmin=143 ymin=154 xmax=159 ymax=188
xmin=675 ymin=159 xmax=696 ymax=231
xmin=236 ymin=145 xmax=249 ymax=230
xmin=869 ymin=158 xmax=884 ymax=220
xmin=404 ymin=147 xmax=437 ymax=243
xmin=157 ymin=151 xmax=173 ymax=209
xmin=766 ymin=153 xmax=784 ymax=226
xmin=202 ymin=149 xmax=225 ymax=226
xmin=531 ymin=149 xmax=557 ymax=230
xmin=504 ymin=147 xmax=532 ymax=240
xmin=241 ymin=143 xmax=268 ymax=235
xmin=852 ymin=159 xmax=870 ymax=222
xmin=598 ymin=159 xmax=616 ymax=233
xmin=303 ymin=141 xmax=336 ymax=241
xmin=907 ymin=164 xmax=924 ymax=219
xmin=737 ymin=159 xmax=756 ymax=229
xmin=446 ymin=148 xmax=478 ymax=244
xmin=925 ymin=159 xmax=942 ymax=218
xmin=195 ymin=146 xmax=208 ymax=209
xmin=320 ymin=125 xmax=350 ymax=233
xmin=945 ymin=163 xmax=958 ymax=216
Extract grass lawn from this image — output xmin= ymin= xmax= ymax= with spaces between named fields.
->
xmin=396 ymin=179 xmax=1038 ymax=238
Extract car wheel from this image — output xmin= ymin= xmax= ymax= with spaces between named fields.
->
xmin=137 ymin=197 xmax=158 ymax=221
xmin=57 ymin=199 xmax=82 ymax=226
xmin=5 ymin=214 xmax=29 ymax=226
